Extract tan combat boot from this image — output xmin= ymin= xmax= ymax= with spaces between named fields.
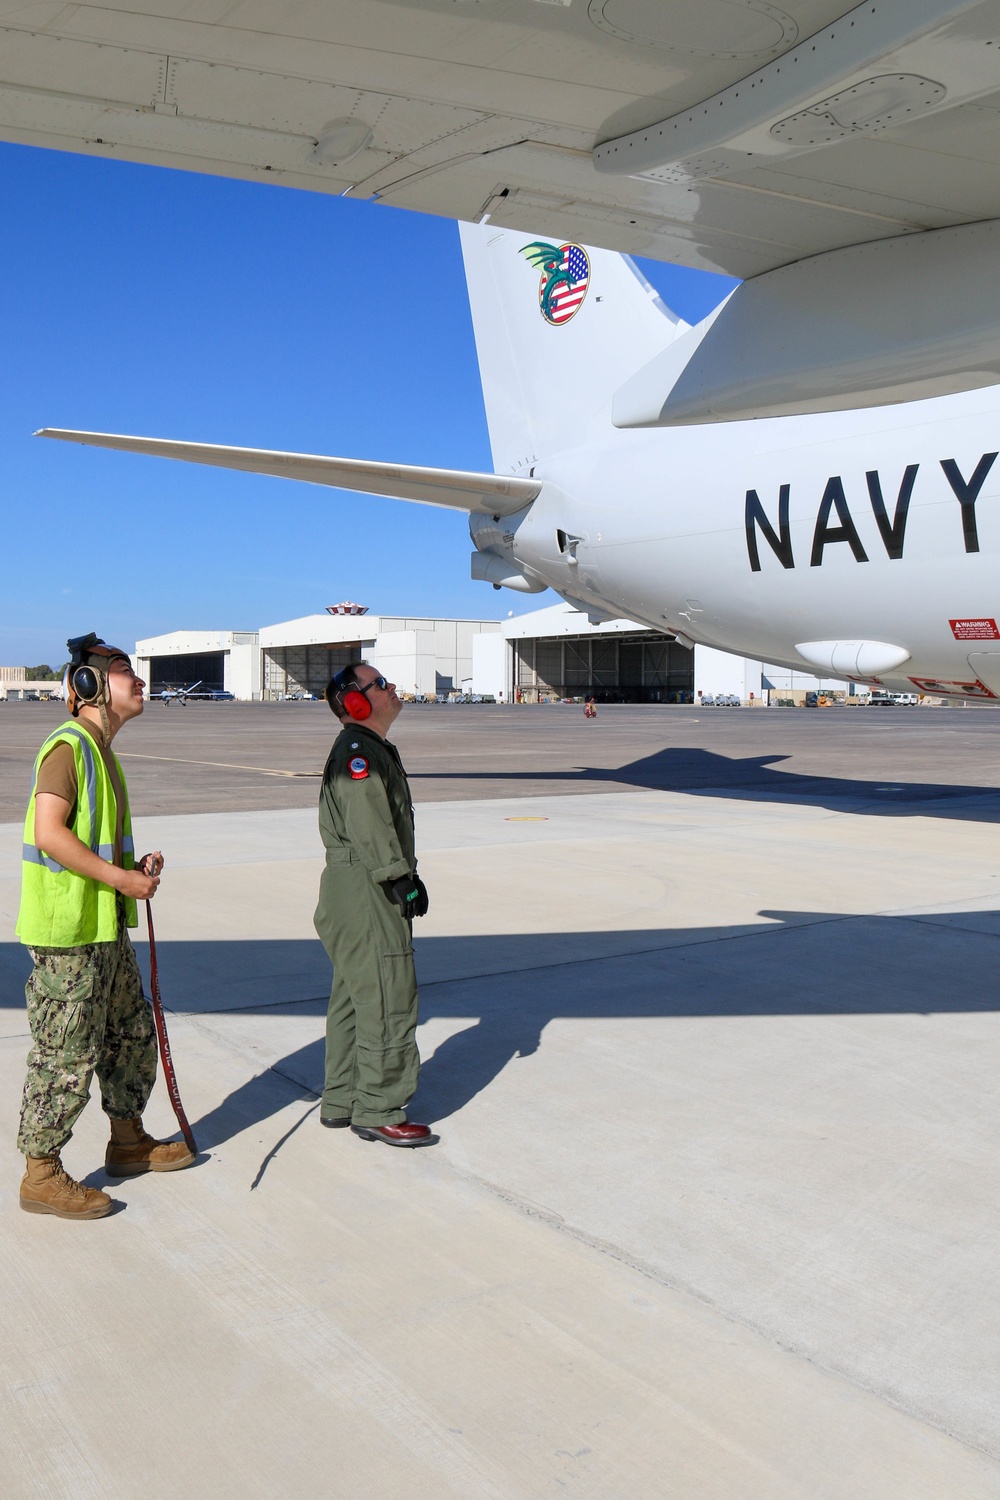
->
xmin=105 ymin=1117 xmax=195 ymax=1177
xmin=20 ymin=1155 xmax=113 ymax=1220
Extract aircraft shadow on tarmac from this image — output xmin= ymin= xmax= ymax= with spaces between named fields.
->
xmin=413 ymin=746 xmax=1000 ymax=822
xmin=4 ymin=906 xmax=997 ymax=1147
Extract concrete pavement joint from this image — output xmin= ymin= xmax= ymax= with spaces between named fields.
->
xmin=903 ymin=913 xmax=1000 ymax=939
xmin=454 ymin=1163 xmax=1000 ymax=1465
xmin=165 ymin=1000 xmax=1000 ymax=1465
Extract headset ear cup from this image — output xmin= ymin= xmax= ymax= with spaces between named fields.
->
xmin=71 ymin=665 xmax=102 ymax=704
xmin=342 ymin=689 xmax=371 ymax=720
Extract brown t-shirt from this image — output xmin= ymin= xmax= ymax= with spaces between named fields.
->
xmin=35 ymin=724 xmax=127 ymax=866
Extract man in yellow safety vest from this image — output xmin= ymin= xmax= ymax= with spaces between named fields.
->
xmin=16 ymin=632 xmax=195 ymax=1220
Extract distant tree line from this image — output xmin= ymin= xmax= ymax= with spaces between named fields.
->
xmin=23 ymin=664 xmax=66 ymax=681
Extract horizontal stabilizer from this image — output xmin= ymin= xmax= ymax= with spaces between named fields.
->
xmin=36 ymin=429 xmax=541 ymax=517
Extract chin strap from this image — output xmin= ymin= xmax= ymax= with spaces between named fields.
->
xmin=97 ymin=688 xmax=112 ymax=745
xmin=146 ymin=899 xmax=197 ymax=1157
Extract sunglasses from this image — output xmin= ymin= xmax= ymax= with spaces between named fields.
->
xmin=356 ymin=675 xmax=389 ymax=696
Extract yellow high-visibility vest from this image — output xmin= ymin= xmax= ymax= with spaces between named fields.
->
xmin=17 ymin=721 xmax=136 ymax=946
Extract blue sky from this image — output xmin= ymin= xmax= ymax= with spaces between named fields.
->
xmin=0 ymin=142 xmax=737 ymax=667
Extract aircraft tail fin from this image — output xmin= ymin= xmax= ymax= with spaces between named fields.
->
xmin=458 ymin=221 xmax=688 ymax=474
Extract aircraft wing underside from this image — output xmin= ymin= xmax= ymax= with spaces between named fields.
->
xmin=0 ymin=0 xmax=998 ymax=282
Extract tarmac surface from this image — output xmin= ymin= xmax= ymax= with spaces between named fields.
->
xmin=2 ymin=700 xmax=999 ymax=1497
xmin=4 ymin=696 xmax=1000 ymax=816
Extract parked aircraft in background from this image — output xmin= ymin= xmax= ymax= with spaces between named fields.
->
xmin=12 ymin=0 xmax=1000 ymax=695
xmin=154 ymin=683 xmax=237 ymax=703
xmin=153 ymin=681 xmax=203 ymax=705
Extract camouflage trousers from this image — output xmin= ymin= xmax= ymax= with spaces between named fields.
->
xmin=17 ymin=914 xmax=157 ymax=1157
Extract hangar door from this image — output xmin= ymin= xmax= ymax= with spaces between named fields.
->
xmin=150 ymin=652 xmax=225 ymax=694
xmin=514 ymin=632 xmax=692 ymax=703
xmin=263 ymin=644 xmax=360 ymax=699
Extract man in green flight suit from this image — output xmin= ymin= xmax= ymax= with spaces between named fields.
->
xmin=314 ymin=662 xmax=435 ymax=1147
xmin=16 ymin=633 xmax=195 ymax=1220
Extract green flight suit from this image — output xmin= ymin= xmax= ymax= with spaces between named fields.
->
xmin=313 ymin=723 xmax=420 ymax=1126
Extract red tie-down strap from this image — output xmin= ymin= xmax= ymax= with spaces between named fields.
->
xmin=146 ymin=899 xmax=198 ymax=1157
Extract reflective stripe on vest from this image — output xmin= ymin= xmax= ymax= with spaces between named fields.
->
xmin=22 ymin=722 xmax=99 ymax=859
xmin=21 ymin=844 xmax=66 ymax=873
xmin=23 ymin=838 xmax=135 ymax=872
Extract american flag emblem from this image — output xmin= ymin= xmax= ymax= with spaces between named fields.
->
xmin=519 ymin=240 xmax=591 ymax=325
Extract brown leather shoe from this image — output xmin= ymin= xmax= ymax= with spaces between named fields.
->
xmin=105 ymin=1117 xmax=196 ymax=1176
xmin=351 ymin=1122 xmax=437 ymax=1148
xmin=20 ymin=1155 xmax=113 ymax=1220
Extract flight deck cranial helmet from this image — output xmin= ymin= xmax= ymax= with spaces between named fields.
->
xmin=64 ymin=632 xmax=131 ymax=718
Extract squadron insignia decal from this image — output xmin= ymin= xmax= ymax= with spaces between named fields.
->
xmin=349 ymin=756 xmax=369 ymax=779
xmin=519 ymin=241 xmax=590 ymax=325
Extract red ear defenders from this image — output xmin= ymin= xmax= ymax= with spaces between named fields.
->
xmin=327 ymin=667 xmax=372 ymax=721
xmin=342 ymin=686 xmax=372 ymax=720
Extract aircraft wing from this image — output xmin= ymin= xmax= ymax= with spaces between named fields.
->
xmin=0 ymin=1 xmax=997 ymax=280
xmin=12 ymin=2 xmax=1000 ymax=417
xmin=36 ymin=430 xmax=540 ymax=517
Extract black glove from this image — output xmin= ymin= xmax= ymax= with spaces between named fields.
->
xmin=388 ymin=873 xmax=429 ymax=919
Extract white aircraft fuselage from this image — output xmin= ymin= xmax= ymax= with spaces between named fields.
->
xmin=486 ymin=387 xmax=1000 ymax=694
xmin=39 ymin=227 xmax=1000 ymax=701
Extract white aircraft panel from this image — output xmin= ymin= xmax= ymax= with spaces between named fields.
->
xmin=0 ymin=0 xmax=998 ymax=278
xmin=593 ymin=0 xmax=986 ymax=177
xmin=0 ymin=23 xmax=167 ymax=105
xmin=8 ymin=1 xmax=1000 ymax=413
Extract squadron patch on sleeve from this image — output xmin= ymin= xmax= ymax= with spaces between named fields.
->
xmin=349 ymin=756 xmax=369 ymax=780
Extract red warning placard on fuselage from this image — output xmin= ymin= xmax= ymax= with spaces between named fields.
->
xmin=949 ymin=618 xmax=1000 ymax=639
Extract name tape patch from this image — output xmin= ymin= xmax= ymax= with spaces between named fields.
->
xmin=349 ymin=756 xmax=369 ymax=780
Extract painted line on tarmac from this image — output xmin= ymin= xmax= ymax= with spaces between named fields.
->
xmin=118 ymin=751 xmax=320 ymax=778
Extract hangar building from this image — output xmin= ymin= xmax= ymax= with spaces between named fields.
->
xmin=135 ymin=607 xmax=501 ymax=700
xmin=136 ymin=603 xmax=849 ymax=706
xmin=471 ymin=604 xmax=850 ymax=703
xmin=482 ymin=605 xmax=693 ymax=703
